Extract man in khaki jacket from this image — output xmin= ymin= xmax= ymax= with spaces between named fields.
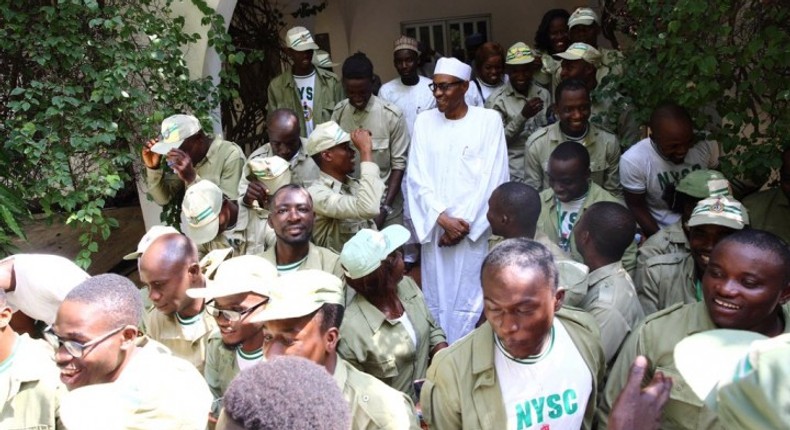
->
xmin=0 ymin=289 xmax=62 ymax=429
xmin=259 ymin=270 xmax=420 ymax=430
xmin=138 ymin=233 xmax=216 ymax=372
xmin=307 ymin=121 xmax=385 ymax=253
xmin=421 ymin=238 xmax=604 ymax=429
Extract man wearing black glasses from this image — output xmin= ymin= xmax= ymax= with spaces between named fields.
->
xmin=47 ymin=274 xmax=212 ymax=427
xmin=406 ymin=57 xmax=510 ymax=343
xmin=186 ymin=255 xmax=278 ymax=422
xmin=138 ymin=233 xmax=217 ymax=372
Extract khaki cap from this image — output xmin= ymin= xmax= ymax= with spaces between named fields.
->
xmin=340 ymin=225 xmax=410 ymax=279
xmin=124 ymin=226 xmax=179 ymax=260
xmin=255 ymin=270 xmax=343 ymax=322
xmin=182 ymin=180 xmax=223 ymax=245
xmin=286 ymin=26 xmax=319 ymax=52
xmin=568 ymin=7 xmax=600 ymax=28
xmin=505 ymin=42 xmax=537 ymax=65
xmin=675 ymin=170 xmax=730 ymax=198
xmin=248 ymin=156 xmax=292 ymax=194
xmin=151 ymin=114 xmax=201 ymax=155
xmin=187 ymin=255 xmax=277 ymax=300
xmin=687 ymin=196 xmax=748 ymax=230
xmin=305 ymin=121 xmax=351 ymax=156
xmin=556 ymin=43 xmax=602 ymax=67
xmin=312 ymin=50 xmax=338 ymax=68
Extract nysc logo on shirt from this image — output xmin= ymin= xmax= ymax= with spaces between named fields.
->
xmin=514 ymin=388 xmax=579 ymax=429
xmin=656 ymin=164 xmax=702 ymax=190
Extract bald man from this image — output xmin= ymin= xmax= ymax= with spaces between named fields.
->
xmin=138 ymin=233 xmax=217 ymax=371
xmin=237 ymin=108 xmax=320 ymax=255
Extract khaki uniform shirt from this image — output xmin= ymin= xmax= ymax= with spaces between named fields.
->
xmin=524 ymin=122 xmax=622 ymax=197
xmin=236 ymin=139 xmax=320 ymax=255
xmin=196 ymin=228 xmax=246 ymax=260
xmin=203 ymin=331 xmax=239 ymax=417
xmin=578 ymin=262 xmax=645 ymax=363
xmin=639 ymin=252 xmax=697 ymax=316
xmin=421 ymin=308 xmax=604 ymax=430
xmin=146 ymin=137 xmax=245 ymax=205
xmin=0 ymin=334 xmax=62 ymax=430
xmin=485 ymin=82 xmax=551 ymax=181
xmin=537 ymin=183 xmax=636 ymax=273
xmin=332 ymin=95 xmax=409 ymax=226
xmin=259 ymin=242 xmax=344 ymax=279
xmin=309 ymin=162 xmax=385 ymax=253
xmin=744 ymin=187 xmax=790 ymax=243
xmin=142 ymin=308 xmax=217 ymax=373
xmin=333 ymin=357 xmax=420 ymax=430
xmin=338 ymin=277 xmax=446 ymax=402
xmin=590 ymin=83 xmax=642 ymax=148
xmin=598 ymin=302 xmax=790 ymax=430
xmin=266 ymin=67 xmax=344 ymax=138
xmin=634 ymin=220 xmax=689 ymax=292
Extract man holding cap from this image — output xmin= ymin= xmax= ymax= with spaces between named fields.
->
xmin=485 ymin=42 xmax=551 ymax=182
xmin=640 ymin=195 xmax=748 ymax=315
xmin=406 ymin=56 xmax=509 ymax=343
xmin=138 ymin=233 xmax=217 ymax=371
xmin=182 ymin=179 xmax=248 ymax=259
xmin=259 ymin=270 xmax=420 ymax=429
xmin=379 ymin=36 xmax=436 ymax=137
xmin=267 ymin=27 xmax=343 ymax=138
xmin=599 ymin=229 xmax=790 ymax=429
xmin=338 ymin=226 xmax=447 ymax=401
xmin=566 ymin=8 xmax=623 ymax=79
xmin=261 ymin=184 xmax=344 ymax=278
xmin=635 ymin=170 xmax=730 ymax=288
xmin=332 ymin=52 xmax=410 ymax=229
xmin=307 ymin=121 xmax=385 ymax=253
xmin=142 ymin=114 xmax=245 ymax=206
xmin=186 ymin=255 xmax=277 ymax=419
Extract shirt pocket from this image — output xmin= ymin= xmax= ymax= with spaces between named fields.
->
xmin=366 ymin=355 xmax=399 ymax=379
xmin=371 ymin=137 xmax=391 ymax=170
xmin=656 ymin=366 xmax=706 ymax=429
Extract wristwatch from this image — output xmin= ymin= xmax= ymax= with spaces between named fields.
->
xmin=381 ymin=204 xmax=394 ymax=216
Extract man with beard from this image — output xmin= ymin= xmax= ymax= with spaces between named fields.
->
xmin=138 ymin=233 xmax=216 ymax=371
xmin=598 ymin=229 xmax=790 ymax=429
xmin=406 ymin=57 xmax=509 ymax=343
xmin=525 ymin=79 xmax=621 ymax=197
xmin=639 ymin=195 xmax=748 ymax=315
xmin=187 ymin=255 xmax=277 ymax=419
xmin=259 ymin=184 xmax=343 ymax=278
xmin=486 ymin=42 xmax=551 ymax=182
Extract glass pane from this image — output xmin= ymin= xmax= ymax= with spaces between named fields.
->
xmin=432 ymin=25 xmax=445 ymax=56
xmin=419 ymin=26 xmax=430 ymax=45
xmin=405 ymin=27 xmax=416 ymax=39
xmin=477 ymin=21 xmax=488 ymax=42
xmin=463 ymin=22 xmax=474 ymax=37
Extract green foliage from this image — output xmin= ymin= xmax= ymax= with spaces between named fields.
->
xmin=1 ymin=0 xmax=242 ymax=268
xmin=604 ymin=0 xmax=790 ymax=185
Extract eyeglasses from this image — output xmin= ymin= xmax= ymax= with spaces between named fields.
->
xmin=43 ymin=325 xmax=127 ymax=358
xmin=205 ymin=299 xmax=268 ymax=322
xmin=428 ymin=80 xmax=465 ymax=93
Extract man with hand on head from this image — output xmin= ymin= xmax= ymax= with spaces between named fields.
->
xmin=307 ymin=121 xmax=385 ymax=253
xmin=142 ymin=114 xmax=244 ymax=205
xmin=259 ymin=270 xmax=420 ymax=429
xmin=406 ymin=56 xmax=509 ymax=343
xmin=138 ymin=233 xmax=217 ymax=371
xmin=182 ymin=179 xmax=247 ymax=258
xmin=187 ymin=255 xmax=277 ymax=420
xmin=48 ymin=274 xmax=212 ymax=428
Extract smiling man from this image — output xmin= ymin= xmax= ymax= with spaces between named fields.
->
xmin=331 ymin=52 xmax=409 ymax=229
xmin=421 ymin=238 xmax=604 ymax=429
xmin=620 ymin=102 xmax=719 ymax=236
xmin=406 ymin=56 xmax=509 ymax=343
xmin=186 ymin=255 xmax=277 ymax=419
xmin=259 ymin=184 xmax=343 ymax=278
xmin=49 ymin=274 xmax=211 ymax=427
xmin=598 ymin=229 xmax=790 ymax=429
xmin=138 ymin=233 xmax=217 ymax=372
xmin=524 ymin=79 xmax=621 ymax=197
xmin=639 ymin=195 xmax=748 ymax=315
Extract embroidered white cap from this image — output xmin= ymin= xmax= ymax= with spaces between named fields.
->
xmin=434 ymin=57 xmax=472 ymax=81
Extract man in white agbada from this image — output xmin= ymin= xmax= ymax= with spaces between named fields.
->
xmin=407 ymin=57 xmax=509 ymax=343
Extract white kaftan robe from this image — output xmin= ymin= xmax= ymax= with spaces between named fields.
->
xmin=406 ymin=106 xmax=509 ymax=343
